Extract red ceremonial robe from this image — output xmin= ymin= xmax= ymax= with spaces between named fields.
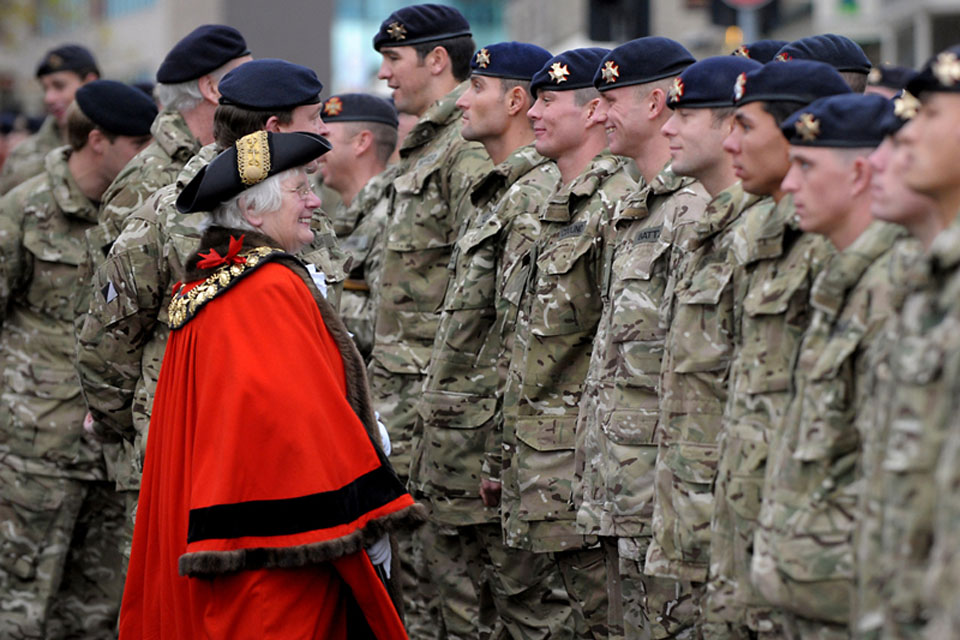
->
xmin=119 ymin=232 xmax=421 ymax=640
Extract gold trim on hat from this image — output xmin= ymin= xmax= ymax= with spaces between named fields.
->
xmin=475 ymin=48 xmax=491 ymax=69
xmin=894 ymin=90 xmax=920 ymax=120
xmin=601 ymin=60 xmax=620 ymax=84
xmin=933 ymin=51 xmax=960 ymax=87
xmin=387 ymin=22 xmax=407 ymax=41
xmin=236 ymin=131 xmax=271 ymax=187
xmin=796 ymin=113 xmax=821 ymax=142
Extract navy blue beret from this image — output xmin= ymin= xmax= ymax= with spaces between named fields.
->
xmin=593 ymin=37 xmax=695 ymax=91
xmin=879 ymin=90 xmax=920 ymax=137
xmin=668 ymin=56 xmax=761 ymax=109
xmin=373 ymin=3 xmax=471 ymax=51
xmin=36 ymin=44 xmax=99 ymax=78
xmin=177 ymin=131 xmax=331 ymax=213
xmin=774 ymin=34 xmax=872 ymax=73
xmin=531 ymin=47 xmax=610 ymax=97
xmin=907 ymin=46 xmax=960 ymax=95
xmin=156 ymin=25 xmax=249 ymax=84
xmin=218 ymin=59 xmax=323 ymax=111
xmin=471 ymin=41 xmax=553 ymax=81
xmin=322 ymin=93 xmax=398 ymax=128
xmin=781 ymin=93 xmax=890 ymax=147
xmin=75 ymin=80 xmax=158 ymax=137
xmin=734 ymin=59 xmax=852 ymax=106
xmin=732 ymin=40 xmax=788 ymax=64
xmin=867 ymin=64 xmax=918 ymax=90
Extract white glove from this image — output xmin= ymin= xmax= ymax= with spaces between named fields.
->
xmin=366 ymin=534 xmax=392 ymax=579
xmin=376 ymin=412 xmax=391 ymax=456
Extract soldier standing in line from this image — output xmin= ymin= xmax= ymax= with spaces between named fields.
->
xmin=644 ymin=54 xmax=773 ymax=636
xmin=576 ymin=37 xmax=711 ymax=640
xmin=317 ymin=93 xmax=399 ymax=361
xmin=0 ymin=80 xmax=156 ymax=639
xmin=369 ymin=4 xmax=493 ymax=635
xmin=75 ymin=60 xmax=346 ymax=567
xmin=499 ymin=46 xmax=635 ymax=640
xmin=705 ymin=61 xmax=852 ymax=639
xmin=751 ymin=94 xmax=917 ymax=639
xmin=853 ymin=87 xmax=940 ymax=640
xmin=410 ymin=41 xmax=576 ymax=640
xmin=773 ymin=34 xmax=872 ymax=94
xmin=0 ymin=45 xmax=100 ymax=195
xmin=868 ymin=49 xmax=960 ymax=638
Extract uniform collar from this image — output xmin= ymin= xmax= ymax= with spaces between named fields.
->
xmin=45 ymin=146 xmax=99 ymax=223
xmin=400 ymin=81 xmax=468 ymax=153
xmin=693 ymin=180 xmax=762 ymax=244
xmin=470 ymin=143 xmax=551 ymax=207
xmin=541 ymin=150 xmax=626 ymax=223
xmin=152 ymin=109 xmax=202 ymax=164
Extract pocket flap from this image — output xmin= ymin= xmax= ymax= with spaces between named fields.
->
xmin=678 ymin=260 xmax=733 ymax=306
xmin=619 ymin=240 xmax=670 ymax=282
xmin=809 ymin=332 xmax=861 ymax=381
xmin=537 ymin=235 xmax=593 ymax=276
xmin=666 ymin=442 xmax=720 ymax=484
xmin=418 ymin=391 xmax=497 ymax=429
xmin=744 ymin=263 xmax=809 ymax=316
xmin=516 ymin=415 xmax=576 ymax=452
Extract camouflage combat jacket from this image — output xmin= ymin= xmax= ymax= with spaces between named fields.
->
xmin=645 ymin=182 xmax=773 ymax=582
xmin=705 ymin=196 xmax=833 ymax=630
xmin=575 ymin=165 xmax=708 ymax=542
xmin=500 ymin=151 xmax=635 ymax=553
xmin=75 ymin=147 xmax=347 ymax=490
xmin=0 ymin=117 xmax=62 ymax=195
xmin=409 ymin=144 xmax=559 ymax=527
xmin=335 ymin=165 xmax=398 ymax=360
xmin=751 ymin=221 xmax=909 ymax=627
xmin=367 ymin=83 xmax=491 ymax=479
xmin=0 ymin=147 xmax=107 ymax=480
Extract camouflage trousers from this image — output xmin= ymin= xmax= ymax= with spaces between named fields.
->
xmin=554 ymin=545 xmax=609 ymax=639
xmin=614 ymin=536 xmax=700 ymax=640
xmin=0 ymin=466 xmax=126 ymax=640
xmin=368 ymin=362 xmax=421 ymax=481
xmin=396 ymin=503 xmax=443 ymax=639
xmin=340 ymin=289 xmax=375 ymax=361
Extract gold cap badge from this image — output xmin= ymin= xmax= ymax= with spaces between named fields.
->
xmin=236 ymin=131 xmax=271 ymax=186
xmin=894 ymin=90 xmax=920 ymax=120
xmin=933 ymin=51 xmax=960 ymax=87
xmin=548 ymin=62 xmax=570 ymax=84
xmin=475 ymin=48 xmax=491 ymax=69
xmin=733 ymin=72 xmax=747 ymax=102
xmin=795 ymin=113 xmax=821 ymax=142
xmin=600 ymin=60 xmax=620 ymax=84
xmin=323 ymin=97 xmax=343 ymax=117
xmin=668 ymin=77 xmax=685 ymax=103
xmin=47 ymin=53 xmax=63 ymax=69
xmin=387 ymin=22 xmax=407 ymax=41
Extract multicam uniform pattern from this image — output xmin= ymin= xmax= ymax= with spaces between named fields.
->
xmin=0 ymin=117 xmax=62 ymax=195
xmin=332 ymin=164 xmax=398 ymax=360
xmin=575 ymin=164 xmax=709 ymax=639
xmin=751 ymin=221 xmax=912 ymax=638
xmin=705 ymin=195 xmax=833 ymax=636
xmin=647 ymin=182 xmax=772 ymax=585
xmin=500 ymin=150 xmax=635 ymax=638
xmin=0 ymin=147 xmax=125 ymax=639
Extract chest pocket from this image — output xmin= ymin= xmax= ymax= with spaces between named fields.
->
xmin=23 ymin=226 xmax=84 ymax=320
xmin=389 ymin=159 xmax=456 ymax=252
xmin=444 ymin=216 xmax=501 ymax=313
xmin=672 ymin=259 xmax=735 ymax=373
xmin=793 ymin=330 xmax=862 ymax=462
xmin=740 ymin=262 xmax=812 ymax=394
xmin=531 ymin=233 xmax=600 ymax=337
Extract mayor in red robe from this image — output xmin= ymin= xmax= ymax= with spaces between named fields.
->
xmin=119 ymin=130 xmax=424 ymax=640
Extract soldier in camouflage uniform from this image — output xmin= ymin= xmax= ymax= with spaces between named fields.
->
xmin=577 ymin=38 xmax=709 ymax=640
xmin=863 ymin=55 xmax=960 ymax=639
xmin=317 ymin=93 xmax=399 ymax=360
xmin=498 ymin=46 xmax=636 ymax=640
xmin=645 ymin=56 xmax=774 ymax=637
xmin=74 ymin=60 xmax=347 ymax=567
xmin=407 ymin=42 xmax=576 ymax=639
xmin=704 ymin=62 xmax=852 ymax=639
xmin=370 ymin=6 xmax=493 ymax=636
xmin=0 ymin=81 xmax=155 ymax=639
xmin=751 ymin=94 xmax=917 ymax=639
xmin=0 ymin=45 xmax=99 ymax=196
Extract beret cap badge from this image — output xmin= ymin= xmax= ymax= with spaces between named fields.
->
xmin=549 ymin=62 xmax=571 ymax=84
xmin=601 ymin=60 xmax=620 ymax=84
xmin=236 ymin=131 xmax=272 ymax=186
xmin=775 ymin=52 xmax=792 ymax=62
xmin=668 ymin=77 xmax=685 ymax=103
xmin=933 ymin=51 xmax=960 ymax=87
xmin=324 ymin=97 xmax=344 ymax=117
xmin=795 ymin=113 xmax=821 ymax=142
xmin=733 ymin=45 xmax=749 ymax=58
xmin=867 ymin=67 xmax=883 ymax=84
xmin=387 ymin=21 xmax=407 ymax=41
xmin=733 ymin=72 xmax=747 ymax=102
xmin=48 ymin=53 xmax=63 ymax=69
xmin=894 ymin=90 xmax=920 ymax=120
xmin=475 ymin=48 xmax=491 ymax=69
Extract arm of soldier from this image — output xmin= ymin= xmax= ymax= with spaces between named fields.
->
xmin=445 ymin=140 xmax=492 ymax=227
xmin=0 ymin=189 xmax=28 ymax=320
xmin=75 ymin=215 xmax=166 ymax=440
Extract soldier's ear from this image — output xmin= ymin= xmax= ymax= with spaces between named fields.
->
xmin=505 ymin=86 xmax=528 ymax=117
xmin=849 ymin=154 xmax=873 ymax=197
xmin=263 ymin=115 xmax=283 ymax=133
xmin=197 ymin=73 xmax=221 ymax=106
xmin=648 ymin=87 xmax=667 ymax=120
xmin=86 ymin=127 xmax=108 ymax=154
xmin=425 ymin=45 xmax=450 ymax=77
xmin=354 ymin=129 xmax=374 ymax=157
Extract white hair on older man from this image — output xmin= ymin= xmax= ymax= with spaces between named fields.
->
xmin=210 ymin=167 xmax=302 ymax=232
xmin=154 ymin=59 xmax=237 ymax=112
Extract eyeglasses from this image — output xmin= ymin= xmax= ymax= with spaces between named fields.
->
xmin=285 ymin=183 xmax=314 ymax=202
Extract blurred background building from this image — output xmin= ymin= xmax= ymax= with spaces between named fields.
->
xmin=1 ymin=0 xmax=959 ymax=117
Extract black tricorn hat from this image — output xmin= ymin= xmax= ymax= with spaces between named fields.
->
xmin=176 ymin=131 xmax=331 ymax=214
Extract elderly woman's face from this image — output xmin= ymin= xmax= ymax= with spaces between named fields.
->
xmin=255 ymin=171 xmax=320 ymax=253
